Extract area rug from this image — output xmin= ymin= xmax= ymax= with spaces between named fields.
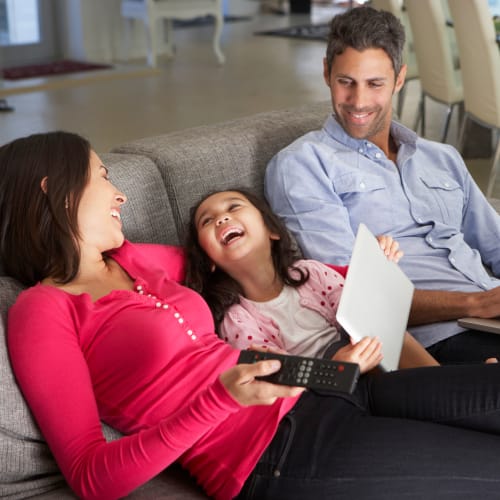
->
xmin=255 ymin=23 xmax=329 ymax=41
xmin=174 ymin=15 xmax=252 ymax=28
xmin=2 ymin=60 xmax=113 ymax=81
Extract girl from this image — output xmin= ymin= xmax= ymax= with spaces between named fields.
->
xmin=4 ymin=133 xmax=500 ymax=500
xmin=185 ymin=189 xmax=438 ymax=372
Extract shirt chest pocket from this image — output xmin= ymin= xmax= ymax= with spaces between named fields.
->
xmin=419 ymin=175 xmax=464 ymax=226
xmin=333 ymin=173 xmax=395 ymax=230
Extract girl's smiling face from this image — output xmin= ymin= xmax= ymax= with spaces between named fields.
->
xmin=195 ymin=191 xmax=279 ymax=269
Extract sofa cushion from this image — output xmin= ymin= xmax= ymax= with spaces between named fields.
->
xmin=102 ymin=152 xmax=180 ymax=246
xmin=112 ymin=102 xmax=330 ymax=241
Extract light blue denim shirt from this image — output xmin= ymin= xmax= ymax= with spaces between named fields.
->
xmin=265 ymin=114 xmax=500 ymax=347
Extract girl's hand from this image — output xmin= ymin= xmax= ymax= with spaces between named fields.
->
xmin=376 ymin=235 xmax=403 ymax=263
xmin=220 ymin=360 xmax=305 ymax=406
xmin=332 ymin=336 xmax=383 ymax=374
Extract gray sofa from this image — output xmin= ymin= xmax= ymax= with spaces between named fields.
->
xmin=3 ymin=101 xmax=500 ymax=499
xmin=0 ymin=101 xmax=332 ymax=499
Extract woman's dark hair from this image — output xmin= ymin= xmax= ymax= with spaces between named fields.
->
xmin=184 ymin=188 xmax=309 ymax=329
xmin=0 ymin=131 xmax=91 ymax=286
xmin=325 ymin=6 xmax=405 ymax=78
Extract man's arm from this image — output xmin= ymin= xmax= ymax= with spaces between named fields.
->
xmin=454 ymin=152 xmax=500 ymax=276
xmin=409 ymin=288 xmax=500 ymax=326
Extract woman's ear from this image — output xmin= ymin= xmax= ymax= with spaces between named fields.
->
xmin=40 ymin=176 xmax=48 ymax=194
xmin=270 ymin=233 xmax=281 ymax=241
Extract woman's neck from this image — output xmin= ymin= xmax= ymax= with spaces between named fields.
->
xmin=43 ymin=252 xmax=134 ymax=301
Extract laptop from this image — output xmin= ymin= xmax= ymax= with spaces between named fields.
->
xmin=336 ymin=223 xmax=415 ymax=372
xmin=457 ymin=317 xmax=500 ymax=334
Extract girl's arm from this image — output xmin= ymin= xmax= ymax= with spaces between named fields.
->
xmin=219 ymin=308 xmax=287 ymax=352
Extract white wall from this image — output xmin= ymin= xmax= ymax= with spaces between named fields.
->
xmin=57 ymin=0 xmax=259 ymax=64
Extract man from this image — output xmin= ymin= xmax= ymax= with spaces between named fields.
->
xmin=264 ymin=6 xmax=500 ymax=363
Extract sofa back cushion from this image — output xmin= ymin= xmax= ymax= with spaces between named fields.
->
xmin=113 ymin=102 xmax=330 ymax=242
xmin=102 ymin=152 xmax=180 ymax=246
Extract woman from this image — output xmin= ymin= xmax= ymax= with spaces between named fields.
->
xmin=3 ymin=131 xmax=500 ymax=500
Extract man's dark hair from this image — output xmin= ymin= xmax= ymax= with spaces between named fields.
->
xmin=0 ymin=131 xmax=91 ymax=286
xmin=184 ymin=188 xmax=308 ymax=329
xmin=325 ymin=6 xmax=405 ymax=78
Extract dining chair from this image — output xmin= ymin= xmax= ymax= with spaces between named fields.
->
xmin=370 ymin=0 xmax=419 ymax=119
xmin=448 ymin=0 xmax=500 ymax=197
xmin=120 ymin=0 xmax=225 ymax=66
xmin=405 ymin=0 xmax=463 ymax=143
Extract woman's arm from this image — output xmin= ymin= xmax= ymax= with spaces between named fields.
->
xmin=7 ymin=289 xmax=241 ymax=499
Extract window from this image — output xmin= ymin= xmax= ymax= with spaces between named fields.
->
xmin=0 ymin=0 xmax=39 ymax=46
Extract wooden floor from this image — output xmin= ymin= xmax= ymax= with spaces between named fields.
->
xmin=0 ymin=3 xmax=497 ymax=196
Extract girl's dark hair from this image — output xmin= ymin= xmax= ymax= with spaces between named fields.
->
xmin=325 ymin=6 xmax=405 ymax=78
xmin=0 ymin=131 xmax=91 ymax=286
xmin=184 ymin=188 xmax=309 ymax=329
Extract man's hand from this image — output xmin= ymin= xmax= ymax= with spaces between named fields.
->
xmin=220 ymin=361 xmax=304 ymax=406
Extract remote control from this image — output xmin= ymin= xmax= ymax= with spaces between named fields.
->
xmin=237 ymin=350 xmax=360 ymax=394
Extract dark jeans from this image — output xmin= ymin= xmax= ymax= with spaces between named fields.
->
xmin=427 ymin=329 xmax=500 ymax=364
xmin=237 ymin=363 xmax=500 ymax=499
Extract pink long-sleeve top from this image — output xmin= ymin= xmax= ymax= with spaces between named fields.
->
xmin=7 ymin=241 xmax=299 ymax=500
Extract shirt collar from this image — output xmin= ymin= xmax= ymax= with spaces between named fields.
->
xmin=323 ymin=113 xmax=418 ymax=160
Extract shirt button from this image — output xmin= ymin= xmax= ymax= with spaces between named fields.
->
xmin=155 ymin=302 xmax=162 ymax=308
xmin=375 ymin=152 xmax=382 ymax=159
xmin=428 ymin=237 xmax=433 ymax=243
xmin=359 ymin=182 xmax=366 ymax=189
xmin=481 ymin=282 xmax=487 ymax=287
xmin=444 ymin=182 xmax=450 ymax=188
xmin=358 ymin=148 xmax=363 ymax=153
xmin=174 ymin=312 xmax=180 ymax=318
xmin=450 ymin=257 xmax=456 ymax=263
xmin=416 ymin=217 xmax=422 ymax=223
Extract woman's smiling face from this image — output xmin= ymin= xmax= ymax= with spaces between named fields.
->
xmin=76 ymin=150 xmax=127 ymax=253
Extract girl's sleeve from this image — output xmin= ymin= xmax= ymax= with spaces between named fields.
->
xmin=7 ymin=289 xmax=240 ymax=500
xmin=219 ymin=308 xmax=287 ymax=352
